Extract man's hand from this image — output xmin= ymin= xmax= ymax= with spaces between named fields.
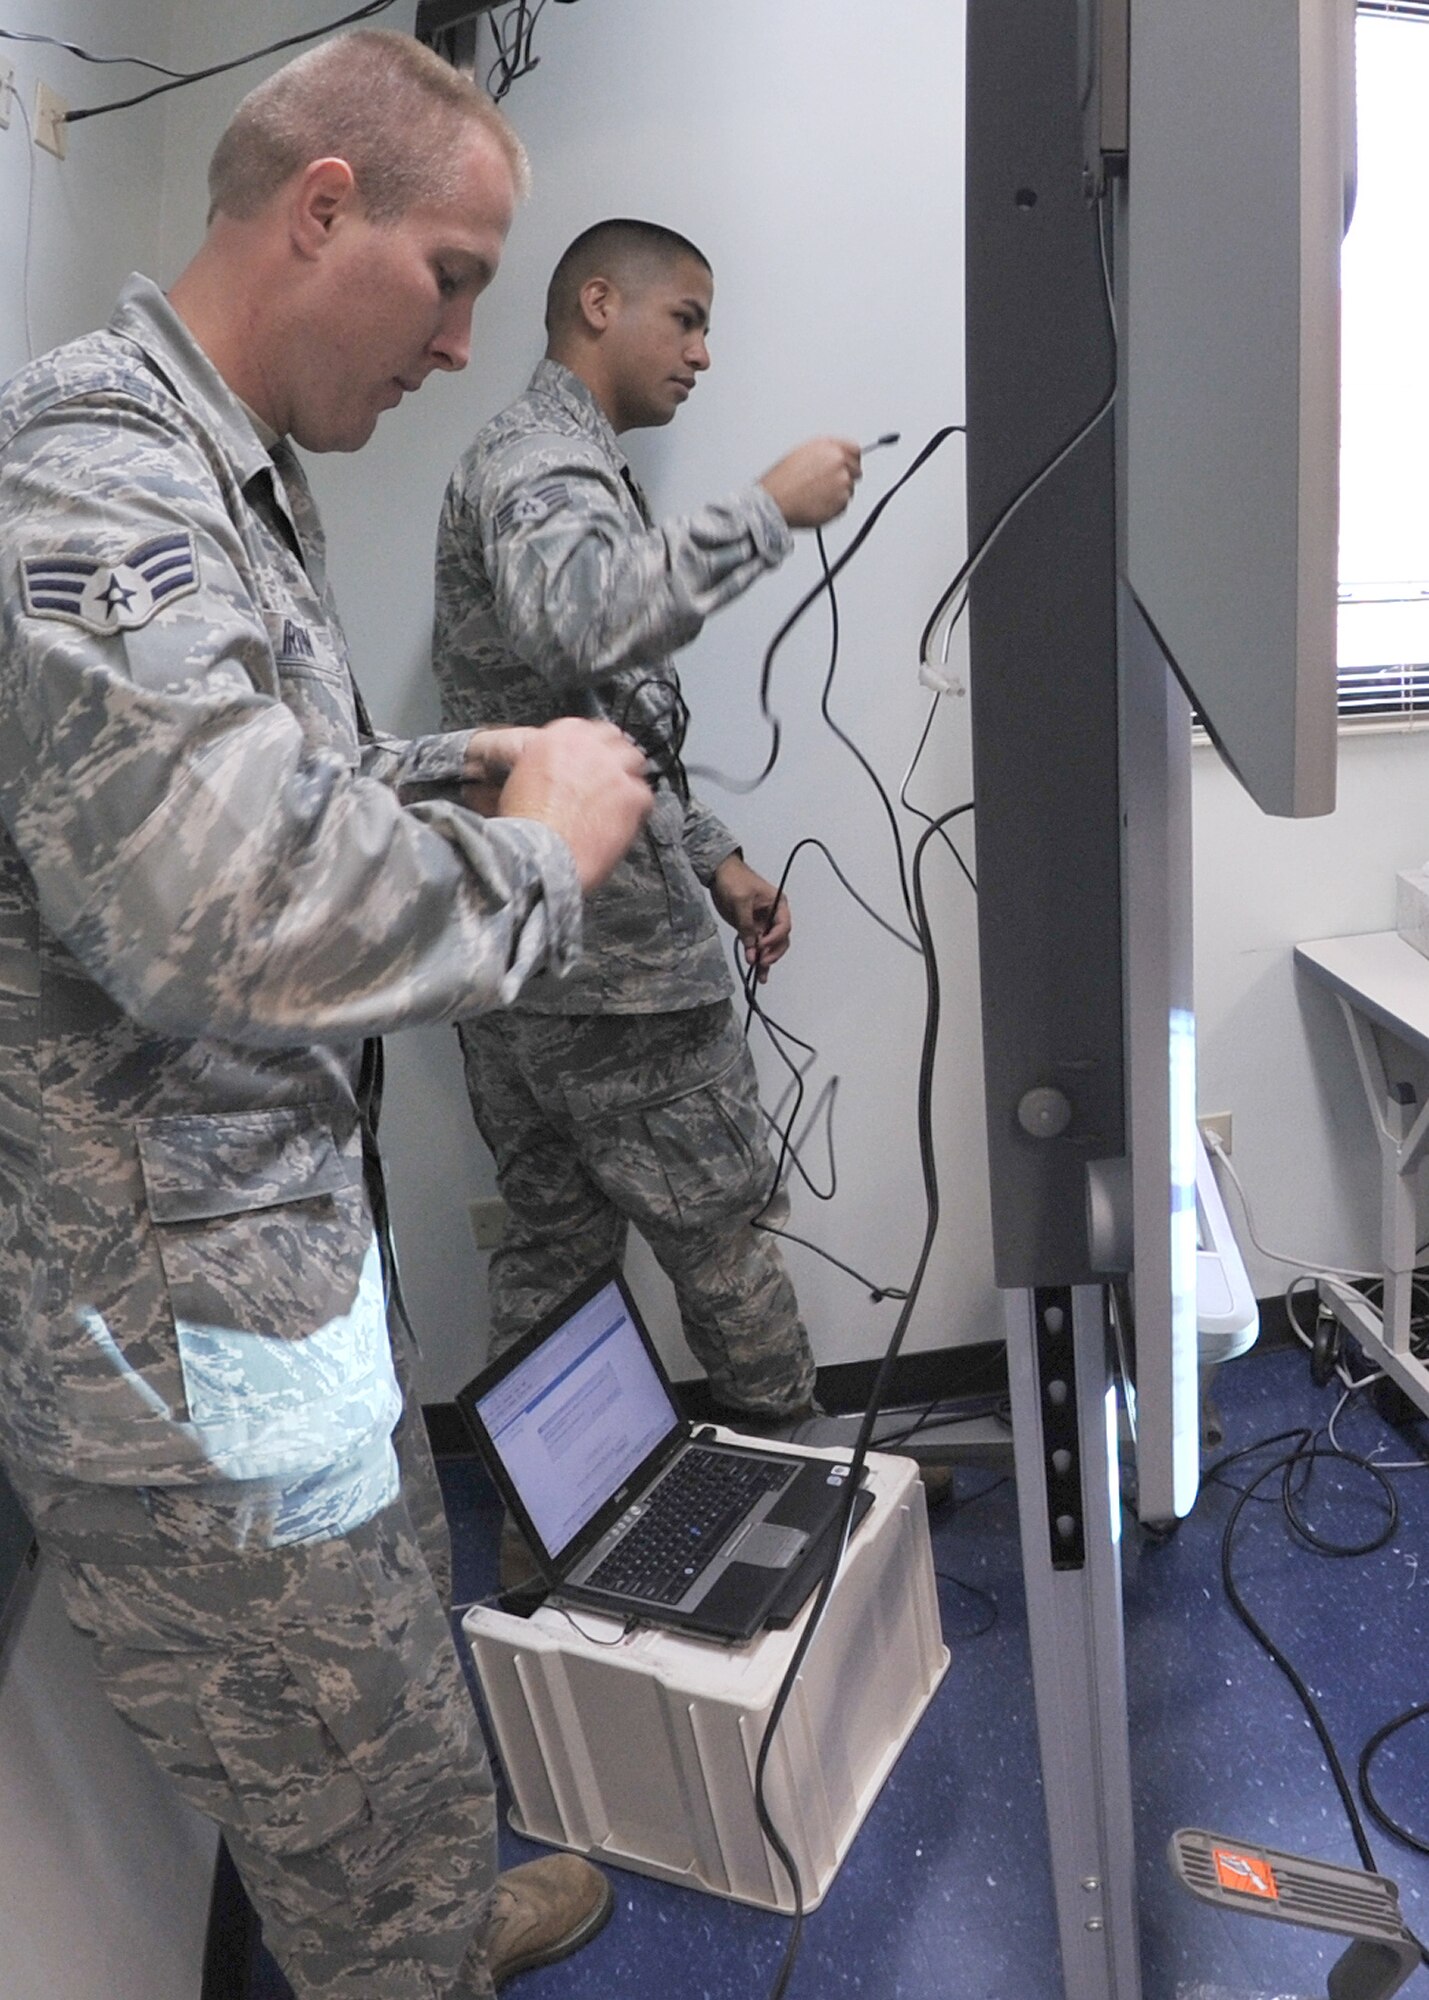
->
xmin=460 ymin=726 xmax=536 ymax=815
xmin=758 ymin=437 xmax=861 ymax=530
xmin=496 ymin=717 xmax=652 ymax=893
xmin=711 ymin=853 xmax=790 ymax=984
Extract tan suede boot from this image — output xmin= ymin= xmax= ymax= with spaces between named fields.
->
xmin=485 ymin=1854 xmax=614 ymax=1990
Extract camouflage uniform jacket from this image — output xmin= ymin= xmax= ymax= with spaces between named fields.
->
xmin=432 ymin=359 xmax=794 ymax=1013
xmin=0 ymin=275 xmax=582 ymax=1491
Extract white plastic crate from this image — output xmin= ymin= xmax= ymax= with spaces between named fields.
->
xmin=463 ymin=1440 xmax=948 ymax=1912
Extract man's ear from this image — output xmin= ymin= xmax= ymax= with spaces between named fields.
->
xmin=289 ymin=157 xmax=359 ymax=260
xmin=577 ymin=274 xmax=619 ymax=334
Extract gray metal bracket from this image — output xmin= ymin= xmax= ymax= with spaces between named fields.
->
xmin=1009 ymin=1284 xmax=1141 ymax=1999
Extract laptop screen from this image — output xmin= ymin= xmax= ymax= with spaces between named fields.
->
xmin=472 ymin=1274 xmax=679 ymax=1557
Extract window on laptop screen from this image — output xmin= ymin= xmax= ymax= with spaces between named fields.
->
xmin=475 ymin=1277 xmax=677 ymax=1554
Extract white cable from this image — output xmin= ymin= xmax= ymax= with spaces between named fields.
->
xmin=898 ymin=691 xmax=943 ymax=810
xmin=1204 ymin=1132 xmax=1378 ymax=1283
xmin=1328 ymin=1378 xmax=1429 ymax=1471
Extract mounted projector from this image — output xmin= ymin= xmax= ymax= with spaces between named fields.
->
xmin=415 ymin=0 xmax=499 ymax=67
xmin=415 ymin=0 xmax=581 ymax=65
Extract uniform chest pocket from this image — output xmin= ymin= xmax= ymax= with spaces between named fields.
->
xmin=263 ymin=608 xmax=359 ymax=756
xmin=639 ymin=789 xmax=718 ymax=949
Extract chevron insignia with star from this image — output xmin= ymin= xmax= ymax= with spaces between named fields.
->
xmin=493 ymin=481 xmax=569 ymax=535
xmin=20 ymin=530 xmax=199 ymax=635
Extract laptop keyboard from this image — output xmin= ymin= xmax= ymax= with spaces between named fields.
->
xmin=586 ymin=1446 xmax=794 ymax=1603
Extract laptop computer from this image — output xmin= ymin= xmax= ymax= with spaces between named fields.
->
xmin=456 ymin=1264 xmax=867 ymax=1643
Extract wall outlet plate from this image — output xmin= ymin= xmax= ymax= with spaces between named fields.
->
xmin=34 ymin=81 xmax=67 ymax=159
xmin=468 ymin=1197 xmax=508 ymax=1251
xmin=1198 ymin=1111 xmax=1233 ymax=1156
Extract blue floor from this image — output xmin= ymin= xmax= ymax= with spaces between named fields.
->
xmin=250 ymin=1343 xmax=1429 ymax=1999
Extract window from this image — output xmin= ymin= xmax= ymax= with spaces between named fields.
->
xmin=1338 ymin=5 xmax=1429 ymax=721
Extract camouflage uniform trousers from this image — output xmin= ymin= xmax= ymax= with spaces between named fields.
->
xmin=457 ymin=998 xmax=817 ymax=1418
xmin=5 ymin=1345 xmax=499 ymax=2000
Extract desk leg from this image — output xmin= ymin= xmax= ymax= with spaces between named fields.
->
xmin=1336 ymin=997 xmax=1429 ymax=1358
xmin=1007 ymin=1283 xmax=1142 ymax=2000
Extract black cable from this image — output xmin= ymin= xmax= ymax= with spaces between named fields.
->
xmin=552 ymin=1605 xmax=635 ymax=1647
xmin=610 ymin=669 xmax=692 ymax=805
xmin=921 ymin=202 xmax=1116 ymax=669
xmin=727 ymin=789 xmax=970 ymax=1303
xmin=731 ymin=827 xmax=930 ymax=1270
xmin=760 ymin=1073 xmax=839 ymax=1205
xmin=874 ymin=1395 xmax=1007 ymax=1451
xmin=64 ymin=1 xmax=401 ymax=125
xmin=739 ymin=978 xmax=907 ymax=1296
xmin=1206 ymin=1422 xmax=1429 ymax=1969
xmin=752 ymin=1219 xmax=909 ymax=1302
xmin=687 ymin=427 xmax=965 ymax=797
xmin=1360 ymin=1704 xmax=1429 ymax=1855
xmin=949 ymin=1471 xmax=1011 ymax=1514
xmin=487 ymin=0 xmax=557 ymax=100
xmin=749 ymin=835 xmax=920 ymax=960
xmin=734 ymin=821 xmax=952 ymax=1198
xmin=0 ymin=28 xmax=189 ymax=76
xmin=754 ymin=803 xmax=956 ymax=2000
xmin=919 ymin=372 xmax=1115 ymax=669
xmin=814 ymin=525 xmax=918 ymax=931
xmin=933 ymin=1570 xmax=998 ymax=1637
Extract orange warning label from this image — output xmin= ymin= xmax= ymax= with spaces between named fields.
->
xmin=1212 ymin=1849 xmax=1279 ymax=1900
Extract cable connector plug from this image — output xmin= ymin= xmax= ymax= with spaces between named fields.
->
xmin=918 ymin=661 xmax=963 ymax=697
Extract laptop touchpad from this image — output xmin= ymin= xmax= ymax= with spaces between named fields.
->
xmin=730 ymin=1522 xmax=807 ymax=1569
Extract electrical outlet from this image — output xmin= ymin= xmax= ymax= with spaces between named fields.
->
xmin=1198 ymin=1111 xmax=1232 ymax=1156
xmin=34 ymin=81 xmax=67 ymax=159
xmin=468 ymin=1197 xmax=508 ymax=1252
xmin=0 ymin=60 xmax=14 ymax=131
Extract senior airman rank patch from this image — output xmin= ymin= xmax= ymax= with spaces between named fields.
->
xmin=20 ymin=529 xmax=199 ymax=635
xmin=493 ymin=481 xmax=568 ymax=535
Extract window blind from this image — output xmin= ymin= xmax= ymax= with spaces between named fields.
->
xmin=1334 ymin=6 xmax=1429 ymax=723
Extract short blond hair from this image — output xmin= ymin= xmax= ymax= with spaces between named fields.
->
xmin=208 ymin=29 xmax=529 ymax=226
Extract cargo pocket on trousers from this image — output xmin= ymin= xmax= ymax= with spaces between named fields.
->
xmin=579 ymin=1044 xmax=772 ymax=1232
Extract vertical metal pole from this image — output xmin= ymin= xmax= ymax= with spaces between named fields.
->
xmin=966 ymin=7 xmax=1142 ymax=1996
xmin=1007 ymin=1284 xmax=1142 ymax=2000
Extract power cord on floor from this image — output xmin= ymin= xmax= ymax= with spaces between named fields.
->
xmin=1202 ymin=1417 xmax=1429 ymax=1968
xmin=933 ymin=1570 xmax=998 ymax=1638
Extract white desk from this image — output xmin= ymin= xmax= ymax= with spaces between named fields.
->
xmin=1295 ymin=930 xmax=1429 ymax=1408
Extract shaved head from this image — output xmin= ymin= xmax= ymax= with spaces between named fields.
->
xmin=544 ymin=219 xmax=711 ymax=341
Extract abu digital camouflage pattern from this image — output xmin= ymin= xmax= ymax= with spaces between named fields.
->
xmin=433 ymin=358 xmax=793 ymax=1016
xmin=434 ymin=359 xmax=815 ymax=1414
xmin=0 ymin=275 xmax=584 ymax=1494
xmin=12 ymin=1460 xmax=502 ymax=1999
xmin=460 ymin=1000 xmax=816 ymax=1416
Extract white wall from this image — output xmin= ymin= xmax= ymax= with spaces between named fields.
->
xmin=307 ymin=0 xmax=978 ymax=1396
xmin=117 ymin=0 xmax=1414 ymax=1406
xmin=153 ymin=0 xmax=981 ymax=1398
xmin=0 ymin=8 xmax=216 ymax=1994
xmin=0 ymin=1573 xmax=215 ymax=2000
xmin=1193 ymin=727 xmax=1429 ymax=1297
xmin=0 ymin=9 xmax=1417 ymax=1985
